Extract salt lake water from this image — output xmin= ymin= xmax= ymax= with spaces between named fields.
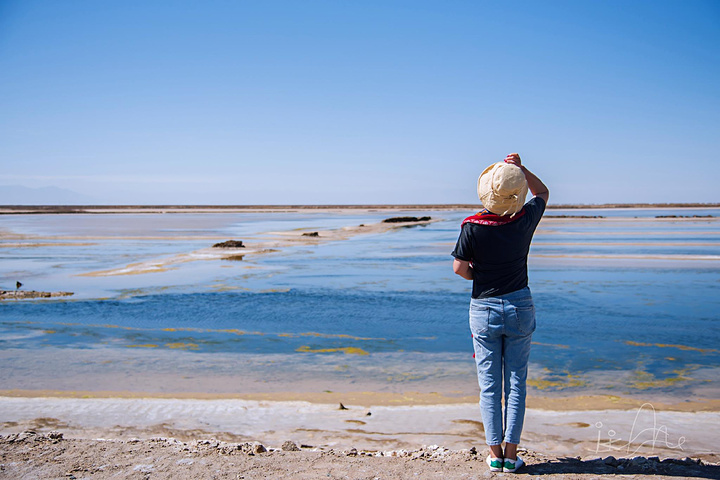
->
xmin=1 ymin=208 xmax=719 ymax=400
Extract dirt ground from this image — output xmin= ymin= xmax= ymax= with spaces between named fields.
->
xmin=1 ymin=431 xmax=718 ymax=480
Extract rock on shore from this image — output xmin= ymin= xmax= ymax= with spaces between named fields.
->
xmin=212 ymin=240 xmax=245 ymax=248
xmin=0 ymin=290 xmax=73 ymax=300
xmin=382 ymin=216 xmax=431 ymax=223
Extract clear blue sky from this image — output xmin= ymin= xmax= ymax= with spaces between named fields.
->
xmin=1 ymin=0 xmax=718 ymax=205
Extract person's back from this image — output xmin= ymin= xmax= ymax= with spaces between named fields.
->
xmin=452 ymin=153 xmax=548 ymax=474
xmin=454 ymin=196 xmax=546 ymax=298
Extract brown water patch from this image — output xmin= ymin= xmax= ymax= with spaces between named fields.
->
xmin=29 ymin=417 xmax=70 ymax=430
xmin=451 ymin=419 xmax=484 ymax=435
xmin=451 ymin=419 xmax=483 ymax=428
xmin=554 ymin=422 xmax=591 ymax=428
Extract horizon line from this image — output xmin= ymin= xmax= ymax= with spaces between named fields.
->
xmin=1 ymin=202 xmax=719 ymax=211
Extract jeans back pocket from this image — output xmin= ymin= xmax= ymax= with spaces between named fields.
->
xmin=513 ymin=305 xmax=536 ymax=335
xmin=469 ymin=302 xmax=490 ymax=335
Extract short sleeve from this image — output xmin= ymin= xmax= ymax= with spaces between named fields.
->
xmin=524 ymin=196 xmax=547 ymax=227
xmin=451 ymin=224 xmax=473 ymax=261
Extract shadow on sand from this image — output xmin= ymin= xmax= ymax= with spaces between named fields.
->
xmin=521 ymin=455 xmax=719 ymax=479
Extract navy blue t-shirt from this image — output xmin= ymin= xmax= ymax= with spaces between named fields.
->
xmin=452 ymin=197 xmax=546 ymax=298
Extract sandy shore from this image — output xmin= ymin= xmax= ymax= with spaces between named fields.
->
xmin=2 ymin=393 xmax=718 ymax=478
xmin=1 ymin=428 xmax=718 ymax=479
xmin=1 ymin=395 xmax=716 ymax=458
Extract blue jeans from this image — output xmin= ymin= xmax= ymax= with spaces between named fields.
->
xmin=469 ymin=286 xmax=535 ymax=446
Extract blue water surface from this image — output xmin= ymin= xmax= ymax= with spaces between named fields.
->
xmin=1 ymin=208 xmax=719 ymax=396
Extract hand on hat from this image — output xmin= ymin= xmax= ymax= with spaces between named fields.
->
xmin=504 ymin=153 xmax=522 ymax=168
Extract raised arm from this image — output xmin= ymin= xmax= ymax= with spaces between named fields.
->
xmin=504 ymin=153 xmax=549 ymax=204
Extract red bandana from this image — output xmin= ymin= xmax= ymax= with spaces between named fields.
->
xmin=462 ymin=208 xmax=526 ymax=227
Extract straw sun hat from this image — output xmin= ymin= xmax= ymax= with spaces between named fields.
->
xmin=477 ymin=162 xmax=528 ymax=216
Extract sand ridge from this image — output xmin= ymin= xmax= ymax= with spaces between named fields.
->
xmin=75 ymin=217 xmax=436 ymax=277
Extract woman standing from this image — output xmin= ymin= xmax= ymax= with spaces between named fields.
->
xmin=452 ymin=153 xmax=549 ymax=473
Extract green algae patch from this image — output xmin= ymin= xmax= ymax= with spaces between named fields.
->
xmin=279 ymin=331 xmax=381 ymax=341
xmin=125 ymin=344 xmax=159 ymax=348
xmin=220 ymin=328 xmax=264 ymax=336
xmin=527 ymin=371 xmax=586 ymax=390
xmin=165 ymin=342 xmax=199 ymax=350
xmin=99 ymin=324 xmax=136 ymax=330
xmin=629 ymin=368 xmax=694 ymax=389
xmin=296 ymin=345 xmax=369 ymax=355
xmin=532 ymin=341 xmax=570 ymax=349
xmin=385 ymin=372 xmax=426 ymax=383
xmin=625 ymin=340 xmax=719 ymax=354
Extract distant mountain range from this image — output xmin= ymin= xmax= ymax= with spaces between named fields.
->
xmin=0 ymin=185 xmax=98 ymax=205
